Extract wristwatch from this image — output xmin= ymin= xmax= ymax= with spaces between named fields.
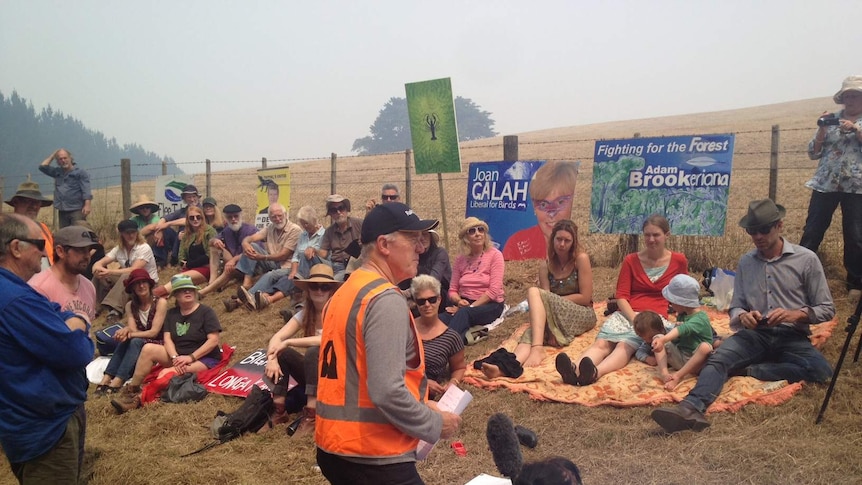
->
xmin=170 ymin=354 xmax=178 ymax=359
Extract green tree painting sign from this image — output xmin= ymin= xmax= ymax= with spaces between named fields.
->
xmin=590 ymin=134 xmax=735 ymax=235
xmin=405 ymin=77 xmax=462 ymax=174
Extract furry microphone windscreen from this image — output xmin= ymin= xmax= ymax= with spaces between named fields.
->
xmin=486 ymin=413 xmax=523 ymax=478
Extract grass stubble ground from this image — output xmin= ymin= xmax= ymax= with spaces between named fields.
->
xmin=2 ymin=97 xmax=861 ymax=484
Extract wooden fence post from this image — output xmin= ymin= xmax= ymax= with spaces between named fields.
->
xmin=405 ymin=149 xmax=412 ymax=207
xmin=121 ymin=159 xmax=131 ymax=217
xmin=503 ymin=135 xmax=519 ymax=162
xmin=769 ymin=125 xmax=779 ymax=202
xmin=162 ymin=159 xmax=167 ymax=176
xmin=205 ymin=159 xmax=212 ymax=198
xmin=262 ymin=157 xmax=267 ymax=170
xmin=330 ymin=153 xmax=337 ymax=195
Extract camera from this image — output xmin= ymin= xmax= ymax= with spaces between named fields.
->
xmin=818 ymin=114 xmax=840 ymax=127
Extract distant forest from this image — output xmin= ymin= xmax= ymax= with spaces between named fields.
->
xmin=0 ymin=89 xmax=183 ymax=196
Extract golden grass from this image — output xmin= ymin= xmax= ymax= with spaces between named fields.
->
xmin=3 ymin=97 xmax=862 ymax=484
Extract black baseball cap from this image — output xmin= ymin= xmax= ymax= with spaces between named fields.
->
xmin=117 ymin=220 xmax=139 ymax=233
xmin=361 ymin=202 xmax=438 ymax=244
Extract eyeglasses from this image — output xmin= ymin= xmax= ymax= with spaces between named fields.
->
xmin=381 ymin=194 xmax=399 ymax=201
xmin=225 ymin=214 xmax=241 ymax=220
xmin=467 ymin=226 xmax=486 ymax=235
xmin=533 ymin=195 xmax=573 ymax=217
xmin=308 ymin=282 xmax=335 ymax=292
xmin=415 ymin=296 xmax=439 ymax=306
xmin=7 ymin=237 xmax=46 ymax=252
xmin=187 ymin=215 xmax=202 ymax=221
xmin=745 ymin=222 xmax=776 ymax=236
xmin=328 ymin=205 xmax=347 ymax=215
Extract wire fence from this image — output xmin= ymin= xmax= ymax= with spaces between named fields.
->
xmin=5 ymin=124 xmax=848 ymax=278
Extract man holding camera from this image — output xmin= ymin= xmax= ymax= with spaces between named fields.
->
xmin=651 ymin=199 xmax=835 ymax=433
xmin=801 ymin=75 xmax=862 ymax=306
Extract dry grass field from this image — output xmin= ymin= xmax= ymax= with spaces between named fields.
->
xmin=3 ymin=97 xmax=862 ymax=484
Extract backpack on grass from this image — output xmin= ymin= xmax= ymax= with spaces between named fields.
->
xmin=181 ymin=385 xmax=274 ymax=457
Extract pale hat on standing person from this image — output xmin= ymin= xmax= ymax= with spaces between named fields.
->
xmin=834 ymin=75 xmax=862 ymax=104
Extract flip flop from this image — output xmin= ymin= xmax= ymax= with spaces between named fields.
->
xmin=465 ymin=326 xmax=489 ymax=346
xmin=577 ymin=356 xmax=598 ymax=386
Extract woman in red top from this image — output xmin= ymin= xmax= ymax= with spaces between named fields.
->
xmin=556 ymin=214 xmax=688 ymax=386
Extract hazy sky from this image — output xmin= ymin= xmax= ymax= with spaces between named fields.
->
xmin=2 ymin=1 xmax=859 ymax=170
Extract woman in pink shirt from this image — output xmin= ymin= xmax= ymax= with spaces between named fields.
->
xmin=439 ymin=217 xmax=505 ymax=342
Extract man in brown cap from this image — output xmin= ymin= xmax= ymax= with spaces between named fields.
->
xmin=651 ymin=199 xmax=835 ymax=433
xmin=6 ymin=179 xmax=55 ymax=267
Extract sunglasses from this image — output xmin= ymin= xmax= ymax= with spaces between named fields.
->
xmin=415 ymin=296 xmax=439 ymax=306
xmin=745 ymin=222 xmax=776 ymax=236
xmin=467 ymin=226 xmax=486 ymax=235
xmin=7 ymin=237 xmax=46 ymax=252
xmin=308 ymin=282 xmax=335 ymax=292
xmin=533 ymin=195 xmax=573 ymax=216
xmin=328 ymin=205 xmax=347 ymax=215
xmin=187 ymin=215 xmax=202 ymax=221
xmin=381 ymin=194 xmax=399 ymax=201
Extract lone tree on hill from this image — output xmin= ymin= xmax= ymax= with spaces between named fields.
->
xmin=352 ymin=96 xmax=497 ymax=155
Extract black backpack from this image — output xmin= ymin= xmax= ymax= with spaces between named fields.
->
xmin=182 ymin=385 xmax=274 ymax=457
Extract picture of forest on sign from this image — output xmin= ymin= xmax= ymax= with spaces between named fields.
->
xmin=590 ymin=134 xmax=735 ymax=236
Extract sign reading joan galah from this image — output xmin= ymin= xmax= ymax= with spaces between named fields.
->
xmin=590 ymin=134 xmax=735 ymax=236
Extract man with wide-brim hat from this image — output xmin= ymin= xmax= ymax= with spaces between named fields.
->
xmin=315 ymin=202 xmax=460 ymax=483
xmin=652 ymin=198 xmax=835 ymax=434
xmin=6 ymin=179 xmax=55 ymax=267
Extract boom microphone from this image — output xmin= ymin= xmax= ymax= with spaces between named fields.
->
xmin=486 ymin=413 xmax=523 ymax=478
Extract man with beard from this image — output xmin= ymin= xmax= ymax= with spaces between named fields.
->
xmin=199 ymin=204 xmax=257 ymax=297
xmin=0 ymin=214 xmax=93 ymax=484
xmin=5 ymin=179 xmax=55 ymax=268
xmin=233 ymin=203 xmax=301 ymax=310
xmin=38 ymin=148 xmax=92 ymax=228
xmin=29 ymin=225 xmax=101 ymax=322
xmin=317 ymin=195 xmax=362 ymax=281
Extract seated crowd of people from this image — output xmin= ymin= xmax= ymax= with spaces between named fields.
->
xmin=1 ymin=175 xmax=842 ymax=483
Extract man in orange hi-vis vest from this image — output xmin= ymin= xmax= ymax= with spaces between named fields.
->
xmin=316 ymin=202 xmax=461 ymax=485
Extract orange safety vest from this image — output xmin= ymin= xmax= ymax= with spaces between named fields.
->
xmin=39 ymin=222 xmax=54 ymax=266
xmin=316 ymin=268 xmax=428 ymax=458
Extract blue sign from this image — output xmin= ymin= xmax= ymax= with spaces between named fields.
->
xmin=590 ymin=134 xmax=735 ymax=236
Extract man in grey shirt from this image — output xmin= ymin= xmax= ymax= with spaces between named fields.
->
xmin=652 ymin=199 xmax=835 ymax=433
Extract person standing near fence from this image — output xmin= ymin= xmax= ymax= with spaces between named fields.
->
xmin=38 ymin=148 xmax=92 ymax=229
xmin=6 ymin=179 xmax=55 ymax=268
xmin=800 ymin=75 xmax=862 ymax=307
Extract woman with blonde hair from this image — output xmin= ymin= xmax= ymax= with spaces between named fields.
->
xmin=412 ymin=274 xmax=465 ymax=398
xmin=153 ymin=205 xmax=217 ymax=296
xmin=439 ymin=217 xmax=505 ymax=342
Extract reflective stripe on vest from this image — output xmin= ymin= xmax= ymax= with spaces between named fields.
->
xmin=316 ymin=268 xmax=427 ymax=457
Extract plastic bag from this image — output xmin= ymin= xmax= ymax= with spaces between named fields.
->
xmin=161 ymin=373 xmax=208 ymax=403
xmin=711 ymin=268 xmax=735 ymax=311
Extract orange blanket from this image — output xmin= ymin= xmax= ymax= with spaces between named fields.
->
xmin=463 ymin=305 xmax=836 ymax=413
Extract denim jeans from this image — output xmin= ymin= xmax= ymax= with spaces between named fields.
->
xmin=684 ymin=326 xmax=833 ymax=413
xmin=438 ymin=301 xmax=505 ymax=338
xmin=800 ymin=190 xmax=862 ymax=290
xmin=271 ymin=255 xmax=326 ymax=294
xmin=104 ymin=338 xmax=146 ymax=381
xmin=236 ymin=242 xmax=279 ymax=277
xmin=249 ymin=268 xmax=291 ymax=295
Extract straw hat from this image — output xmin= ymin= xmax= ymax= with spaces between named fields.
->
xmin=293 ymin=264 xmax=343 ymax=291
xmin=129 ymin=194 xmax=160 ymax=215
xmin=459 ymin=217 xmax=489 ymax=238
xmin=5 ymin=179 xmax=53 ymax=207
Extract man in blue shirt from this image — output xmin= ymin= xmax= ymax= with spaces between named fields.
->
xmin=0 ymin=214 xmax=94 ymax=483
xmin=652 ymin=199 xmax=835 ymax=433
xmin=38 ymin=149 xmax=92 ymax=229
xmin=200 ymin=203 xmax=257 ymax=296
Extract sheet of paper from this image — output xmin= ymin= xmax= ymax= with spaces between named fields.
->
xmin=416 ymin=385 xmax=473 ymax=460
xmin=463 ymin=473 xmax=512 ymax=485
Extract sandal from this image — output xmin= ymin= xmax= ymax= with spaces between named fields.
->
xmin=94 ymin=384 xmax=109 ymax=396
xmin=577 ymin=356 xmax=598 ymax=386
xmin=105 ymin=386 xmax=122 ymax=395
xmin=465 ymin=326 xmax=489 ymax=346
xmin=555 ymin=353 xmax=578 ymax=386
